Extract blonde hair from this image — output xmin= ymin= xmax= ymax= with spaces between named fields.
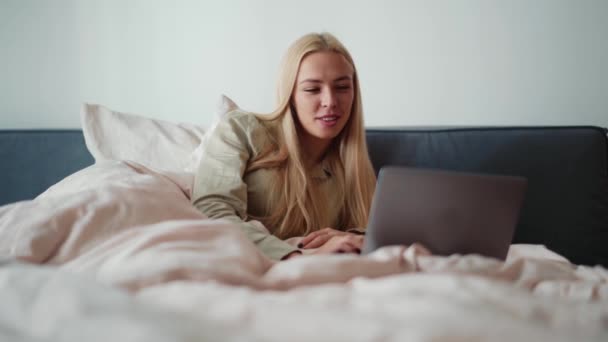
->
xmin=247 ymin=32 xmax=376 ymax=239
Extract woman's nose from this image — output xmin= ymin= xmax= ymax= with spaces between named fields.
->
xmin=321 ymin=89 xmax=337 ymax=108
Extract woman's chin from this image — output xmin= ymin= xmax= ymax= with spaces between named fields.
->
xmin=311 ymin=130 xmax=341 ymax=142
xmin=315 ymin=121 xmax=345 ymax=137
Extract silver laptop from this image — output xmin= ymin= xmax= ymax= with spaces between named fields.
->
xmin=362 ymin=166 xmax=527 ymax=260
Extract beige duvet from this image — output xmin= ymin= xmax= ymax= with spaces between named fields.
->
xmin=1 ymin=161 xmax=607 ymax=341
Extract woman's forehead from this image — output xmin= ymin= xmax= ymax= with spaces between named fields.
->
xmin=297 ymin=51 xmax=354 ymax=81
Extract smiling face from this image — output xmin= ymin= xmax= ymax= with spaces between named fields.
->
xmin=292 ymin=51 xmax=355 ymax=157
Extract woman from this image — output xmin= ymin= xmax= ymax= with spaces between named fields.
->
xmin=192 ymin=32 xmax=376 ymax=261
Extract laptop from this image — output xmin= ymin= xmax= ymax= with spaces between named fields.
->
xmin=362 ymin=166 xmax=527 ymax=260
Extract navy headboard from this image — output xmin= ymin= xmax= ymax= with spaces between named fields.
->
xmin=0 ymin=130 xmax=94 ymax=205
xmin=1 ymin=127 xmax=607 ymax=266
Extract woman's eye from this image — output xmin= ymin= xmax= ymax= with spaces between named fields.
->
xmin=336 ymin=85 xmax=351 ymax=91
xmin=304 ymin=88 xmax=320 ymax=93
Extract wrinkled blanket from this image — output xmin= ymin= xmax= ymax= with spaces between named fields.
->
xmin=1 ymin=161 xmax=607 ymax=341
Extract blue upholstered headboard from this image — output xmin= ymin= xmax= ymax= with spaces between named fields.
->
xmin=1 ymin=127 xmax=607 ymax=266
xmin=0 ymin=130 xmax=94 ymax=205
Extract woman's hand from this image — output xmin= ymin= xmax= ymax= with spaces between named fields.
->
xmin=298 ymin=227 xmax=350 ymax=249
xmin=309 ymin=234 xmax=364 ymax=254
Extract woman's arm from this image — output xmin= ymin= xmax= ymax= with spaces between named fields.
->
xmin=191 ymin=112 xmax=299 ymax=261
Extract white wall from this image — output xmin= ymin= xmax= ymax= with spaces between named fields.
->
xmin=1 ymin=0 xmax=607 ymax=128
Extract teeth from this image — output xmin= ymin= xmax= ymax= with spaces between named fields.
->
xmin=322 ymin=117 xmax=337 ymax=122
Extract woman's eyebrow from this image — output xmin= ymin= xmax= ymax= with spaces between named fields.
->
xmin=299 ymin=79 xmax=321 ymax=84
xmin=333 ymin=75 xmax=352 ymax=82
xmin=299 ymin=75 xmax=352 ymax=84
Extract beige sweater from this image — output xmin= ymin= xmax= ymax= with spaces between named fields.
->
xmin=191 ymin=110 xmax=342 ymax=260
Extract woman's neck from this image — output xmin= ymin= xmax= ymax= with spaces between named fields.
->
xmin=301 ymin=134 xmax=332 ymax=168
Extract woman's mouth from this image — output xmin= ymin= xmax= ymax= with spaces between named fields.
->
xmin=320 ymin=115 xmax=338 ymax=122
xmin=316 ymin=115 xmax=340 ymax=127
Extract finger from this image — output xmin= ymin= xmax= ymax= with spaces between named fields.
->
xmin=346 ymin=242 xmax=363 ymax=254
xmin=325 ymin=227 xmax=348 ymax=236
xmin=300 ymin=228 xmax=339 ymax=247
xmin=348 ymin=243 xmax=362 ymax=254
xmin=335 ymin=246 xmax=357 ymax=254
xmin=332 ymin=240 xmax=359 ymax=254
xmin=345 ymin=234 xmax=365 ymax=248
xmin=302 ymin=234 xmax=332 ymax=249
xmin=299 ymin=231 xmax=323 ymax=247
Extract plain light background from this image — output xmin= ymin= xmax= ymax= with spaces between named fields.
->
xmin=1 ymin=0 xmax=607 ymax=129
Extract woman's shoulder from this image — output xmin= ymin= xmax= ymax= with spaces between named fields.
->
xmin=219 ymin=109 xmax=266 ymax=132
xmin=213 ymin=109 xmax=275 ymax=154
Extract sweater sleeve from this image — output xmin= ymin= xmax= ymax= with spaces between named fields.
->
xmin=191 ymin=112 xmax=298 ymax=261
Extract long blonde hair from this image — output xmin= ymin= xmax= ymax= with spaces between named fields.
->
xmin=247 ymin=32 xmax=376 ymax=239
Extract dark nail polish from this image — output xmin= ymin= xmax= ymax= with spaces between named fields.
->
xmin=297 ymin=243 xmax=303 ymax=248
xmin=355 ymin=248 xmax=361 ymax=254
xmin=337 ymin=249 xmax=345 ymax=253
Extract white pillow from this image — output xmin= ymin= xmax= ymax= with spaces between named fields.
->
xmin=81 ymin=95 xmax=239 ymax=173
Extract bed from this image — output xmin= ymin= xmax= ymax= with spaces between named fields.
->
xmin=1 ymin=103 xmax=607 ymax=341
